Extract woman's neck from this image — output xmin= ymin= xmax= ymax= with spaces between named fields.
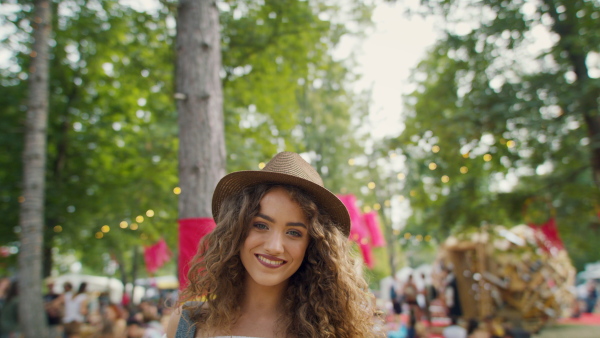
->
xmin=241 ymin=277 xmax=287 ymax=315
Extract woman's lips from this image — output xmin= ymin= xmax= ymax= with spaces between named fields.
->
xmin=255 ymin=254 xmax=287 ymax=268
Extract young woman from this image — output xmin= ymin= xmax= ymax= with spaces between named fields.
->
xmin=167 ymin=152 xmax=382 ymax=337
xmin=63 ymin=282 xmax=89 ymax=338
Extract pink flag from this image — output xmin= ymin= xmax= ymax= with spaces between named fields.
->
xmin=363 ymin=211 xmax=385 ymax=247
xmin=338 ymin=194 xmax=376 ymax=268
xmin=338 ymin=194 xmax=368 ymax=237
xmin=178 ymin=218 xmax=216 ymax=289
xmin=358 ymin=239 xmax=374 ymax=268
xmin=144 ymin=239 xmax=172 ymax=274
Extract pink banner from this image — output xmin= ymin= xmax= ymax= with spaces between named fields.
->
xmin=178 ymin=218 xmax=216 ymax=289
xmin=338 ymin=194 xmax=377 ymax=268
xmin=358 ymin=240 xmax=374 ymax=268
xmin=144 ymin=239 xmax=172 ymax=274
xmin=363 ymin=211 xmax=385 ymax=247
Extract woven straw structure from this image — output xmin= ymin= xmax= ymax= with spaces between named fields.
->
xmin=212 ymin=152 xmax=351 ymax=236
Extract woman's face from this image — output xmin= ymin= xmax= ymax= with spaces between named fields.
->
xmin=240 ymin=187 xmax=310 ymax=288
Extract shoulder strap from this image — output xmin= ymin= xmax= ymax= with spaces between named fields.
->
xmin=175 ymin=302 xmax=203 ymax=338
xmin=175 ymin=308 xmax=196 ymax=338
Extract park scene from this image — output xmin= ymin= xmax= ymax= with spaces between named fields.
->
xmin=1 ymin=0 xmax=600 ymax=337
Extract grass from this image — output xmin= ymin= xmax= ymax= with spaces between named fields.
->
xmin=534 ymin=324 xmax=600 ymax=338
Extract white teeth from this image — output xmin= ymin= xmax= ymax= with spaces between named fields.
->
xmin=258 ymin=255 xmax=284 ymax=265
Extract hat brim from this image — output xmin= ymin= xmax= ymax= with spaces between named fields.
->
xmin=212 ymin=171 xmax=350 ymax=237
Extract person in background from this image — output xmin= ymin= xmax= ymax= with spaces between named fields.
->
xmin=445 ymin=268 xmax=463 ymax=319
xmin=0 ymin=278 xmax=9 ymax=309
xmin=126 ymin=316 xmax=163 ymax=338
xmin=0 ymin=279 xmax=19 ymax=338
xmin=390 ymin=275 xmax=403 ymax=327
xmin=586 ymin=280 xmax=598 ymax=314
xmin=43 ymin=278 xmax=64 ymax=338
xmin=443 ymin=316 xmax=467 ymax=338
xmin=63 ymin=282 xmax=89 ymax=338
xmin=404 ymin=274 xmax=421 ymax=320
xmin=421 ymin=272 xmax=435 ymax=324
xmin=99 ymin=303 xmax=127 ymax=338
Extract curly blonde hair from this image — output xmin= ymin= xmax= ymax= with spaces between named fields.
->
xmin=179 ymin=184 xmax=382 ymax=337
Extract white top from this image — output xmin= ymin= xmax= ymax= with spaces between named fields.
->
xmin=443 ymin=325 xmax=467 ymax=338
xmin=63 ymin=292 xmax=88 ymax=323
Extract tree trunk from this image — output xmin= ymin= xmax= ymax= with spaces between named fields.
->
xmin=18 ymin=0 xmax=52 ymax=337
xmin=176 ymin=0 xmax=226 ymax=219
xmin=544 ymin=0 xmax=600 ymax=190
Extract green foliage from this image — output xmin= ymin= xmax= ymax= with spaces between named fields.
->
xmin=1 ymin=0 xmax=382 ymax=277
xmin=391 ymin=0 xmax=600 ymax=270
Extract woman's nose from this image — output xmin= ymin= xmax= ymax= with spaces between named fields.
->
xmin=264 ymin=232 xmax=284 ymax=254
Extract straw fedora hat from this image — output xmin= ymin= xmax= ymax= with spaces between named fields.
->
xmin=212 ymin=151 xmax=350 ymax=236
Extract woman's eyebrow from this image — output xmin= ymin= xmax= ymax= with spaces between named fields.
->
xmin=257 ymin=213 xmax=275 ymax=223
xmin=257 ymin=213 xmax=307 ymax=228
xmin=287 ymin=222 xmax=307 ymax=229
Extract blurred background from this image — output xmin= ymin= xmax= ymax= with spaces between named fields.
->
xmin=1 ymin=0 xmax=600 ymax=337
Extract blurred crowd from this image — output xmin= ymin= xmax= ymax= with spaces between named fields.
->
xmin=379 ymin=271 xmax=599 ymax=338
xmin=0 ymin=277 xmax=175 ymax=338
xmin=0 ymin=273 xmax=598 ymax=338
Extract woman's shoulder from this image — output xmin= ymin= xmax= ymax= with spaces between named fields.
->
xmin=166 ymin=303 xmax=205 ymax=338
xmin=166 ymin=306 xmax=184 ymax=338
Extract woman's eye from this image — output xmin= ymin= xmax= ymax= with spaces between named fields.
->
xmin=287 ymin=230 xmax=302 ymax=237
xmin=253 ymin=223 xmax=268 ymax=230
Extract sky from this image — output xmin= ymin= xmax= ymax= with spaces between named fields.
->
xmin=120 ymin=0 xmax=441 ymax=140
xmin=345 ymin=0 xmax=439 ymax=138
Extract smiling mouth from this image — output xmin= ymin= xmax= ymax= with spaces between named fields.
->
xmin=256 ymin=254 xmax=287 ymax=267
